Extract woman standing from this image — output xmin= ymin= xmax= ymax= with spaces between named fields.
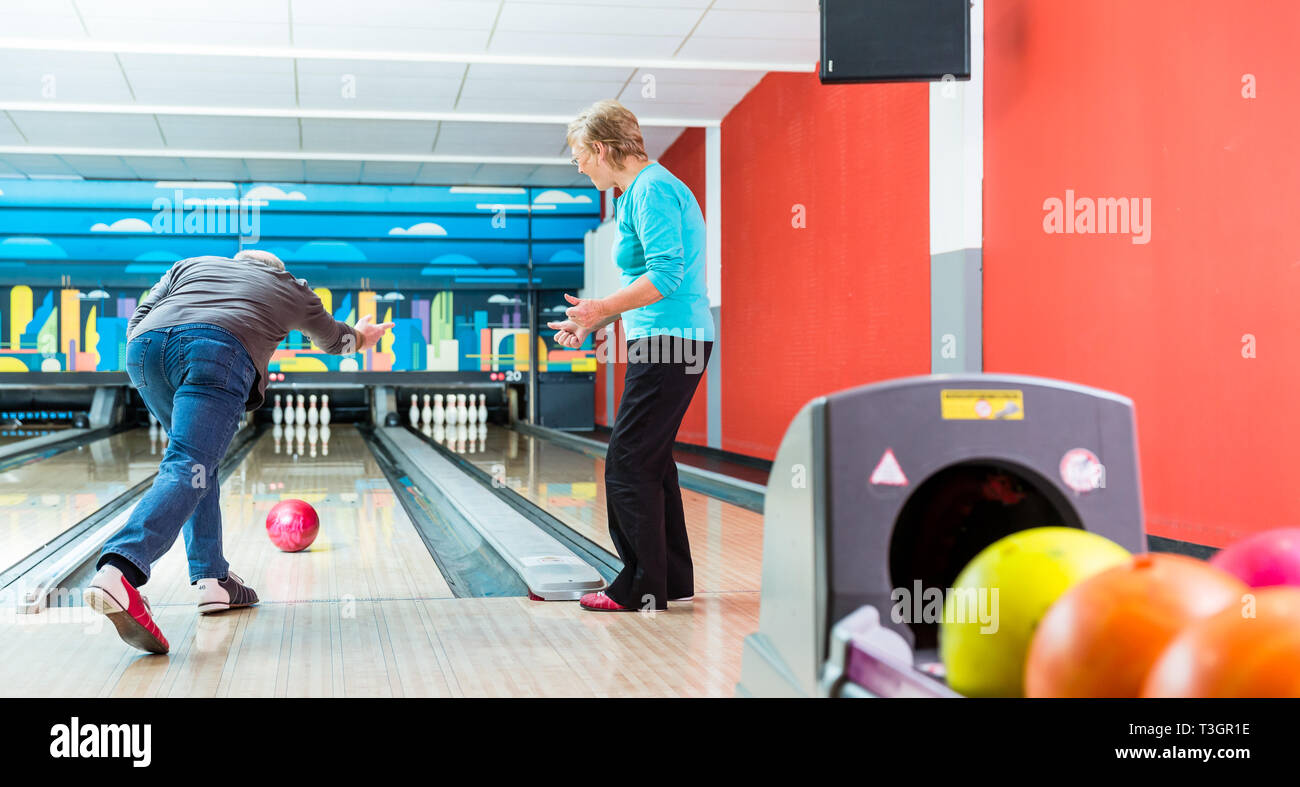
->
xmin=549 ymin=100 xmax=715 ymax=612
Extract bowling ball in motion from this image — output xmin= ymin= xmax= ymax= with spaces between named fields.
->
xmin=1210 ymin=527 xmax=1300 ymax=588
xmin=1024 ymin=553 xmax=1245 ymax=697
xmin=939 ymin=527 xmax=1131 ymax=698
xmin=266 ymin=499 xmax=320 ymax=552
xmin=1142 ymin=587 xmax=1300 ymax=698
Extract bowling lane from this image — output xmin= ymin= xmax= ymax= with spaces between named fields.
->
xmin=417 ymin=423 xmax=763 ymax=593
xmin=0 ymin=428 xmax=161 ymax=575
xmin=141 ymin=424 xmax=453 ymax=609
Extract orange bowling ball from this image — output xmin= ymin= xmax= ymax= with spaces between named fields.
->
xmin=1025 ymin=553 xmax=1246 ymax=698
xmin=1141 ymin=587 xmax=1300 ymax=698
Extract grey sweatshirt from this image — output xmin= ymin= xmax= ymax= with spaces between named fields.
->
xmin=128 ymin=255 xmax=357 ymax=411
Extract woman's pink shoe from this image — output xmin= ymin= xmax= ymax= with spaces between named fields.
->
xmin=579 ymin=591 xmax=634 ymax=611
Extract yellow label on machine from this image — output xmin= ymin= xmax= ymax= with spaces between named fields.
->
xmin=940 ymin=389 xmax=1025 ymax=420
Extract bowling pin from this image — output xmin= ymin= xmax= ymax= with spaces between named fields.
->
xmin=308 ymin=394 xmax=318 ymax=426
xmin=422 ymin=394 xmax=433 ymax=426
xmin=478 ymin=394 xmax=488 ymax=424
xmin=433 ymin=394 xmax=445 ymax=426
xmin=308 ymin=424 xmax=318 ymax=458
xmin=320 ymin=394 xmax=331 ymax=426
xmin=296 ymin=394 xmax=306 ymax=425
xmin=273 ymin=423 xmax=283 ymax=454
xmin=458 ymin=394 xmax=468 ymax=424
xmin=466 ymin=394 xmax=478 ymax=425
xmin=321 ymin=424 xmax=330 ymax=456
xmin=409 ymin=394 xmax=420 ymax=426
xmin=272 ymin=394 xmax=283 ymax=425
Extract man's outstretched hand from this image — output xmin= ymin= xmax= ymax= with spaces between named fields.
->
xmin=353 ymin=314 xmax=396 ymax=352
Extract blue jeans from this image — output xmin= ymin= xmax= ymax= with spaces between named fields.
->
xmin=100 ymin=324 xmax=256 ymax=585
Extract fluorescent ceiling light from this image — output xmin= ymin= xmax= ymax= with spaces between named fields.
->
xmin=0 ymin=101 xmax=716 ymax=127
xmin=0 ymin=38 xmax=814 ymax=73
xmin=0 ymin=145 xmax=569 ymax=166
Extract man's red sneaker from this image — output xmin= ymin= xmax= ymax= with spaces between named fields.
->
xmin=84 ymin=566 xmax=169 ymax=654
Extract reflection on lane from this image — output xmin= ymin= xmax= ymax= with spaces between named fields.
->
xmin=414 ymin=423 xmax=765 ymax=593
xmin=0 ymin=428 xmax=161 ymax=575
xmin=144 ymin=424 xmax=454 ymax=607
xmin=0 ymin=425 xmax=74 ymax=449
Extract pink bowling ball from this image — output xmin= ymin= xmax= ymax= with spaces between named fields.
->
xmin=1210 ymin=528 xmax=1300 ymax=588
xmin=266 ymin=499 xmax=320 ymax=552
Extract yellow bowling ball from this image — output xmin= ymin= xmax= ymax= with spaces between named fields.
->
xmin=939 ymin=527 xmax=1131 ymax=697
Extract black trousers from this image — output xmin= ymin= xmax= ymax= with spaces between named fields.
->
xmin=603 ymin=335 xmax=713 ymax=610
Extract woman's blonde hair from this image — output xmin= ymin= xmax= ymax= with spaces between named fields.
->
xmin=566 ymin=99 xmax=647 ymax=169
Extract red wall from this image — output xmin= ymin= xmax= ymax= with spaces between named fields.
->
xmin=715 ymin=72 xmax=931 ymax=458
xmin=600 ymin=73 xmax=931 ymax=458
xmin=985 ymin=0 xmax=1300 ymax=544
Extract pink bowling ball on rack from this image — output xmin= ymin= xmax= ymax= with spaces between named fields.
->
xmin=1210 ymin=528 xmax=1300 ymax=588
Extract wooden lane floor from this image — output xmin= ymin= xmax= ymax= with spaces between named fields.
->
xmin=426 ymin=424 xmax=763 ymax=594
xmin=0 ymin=592 xmax=759 ymax=697
xmin=138 ymin=424 xmax=454 ymax=608
xmin=0 ymin=425 xmax=760 ymax=697
xmin=0 ymin=427 xmax=160 ymax=576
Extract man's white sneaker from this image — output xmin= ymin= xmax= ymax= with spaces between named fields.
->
xmin=196 ymin=571 xmax=259 ymax=614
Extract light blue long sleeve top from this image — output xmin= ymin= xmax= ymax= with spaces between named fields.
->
xmin=611 ymin=162 xmax=715 ymax=342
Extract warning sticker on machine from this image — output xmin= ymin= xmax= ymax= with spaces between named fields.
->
xmin=869 ymin=448 xmax=909 ymax=486
xmin=940 ymin=389 xmax=1025 ymax=420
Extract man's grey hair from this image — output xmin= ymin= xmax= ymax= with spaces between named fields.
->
xmin=234 ymin=249 xmax=285 ymax=272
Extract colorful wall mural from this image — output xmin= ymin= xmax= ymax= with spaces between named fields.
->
xmin=0 ymin=180 xmax=600 ymax=374
xmin=0 ymin=285 xmax=598 ymax=373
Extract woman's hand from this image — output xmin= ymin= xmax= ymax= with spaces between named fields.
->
xmin=562 ymin=292 xmax=607 ymax=331
xmin=353 ymin=314 xmax=396 ymax=352
xmin=547 ymin=319 xmax=592 ymax=349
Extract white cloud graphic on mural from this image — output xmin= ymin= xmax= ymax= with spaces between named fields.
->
xmin=243 ymin=185 xmax=306 ymax=201
xmin=389 ymin=222 xmax=447 ymax=236
xmin=533 ymin=190 xmax=593 ymax=205
xmin=91 ymin=218 xmax=153 ymax=233
xmin=488 ymin=294 xmax=523 ymax=305
xmin=80 ymin=289 xmax=111 ymax=300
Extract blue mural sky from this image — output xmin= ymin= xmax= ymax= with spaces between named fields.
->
xmin=0 ymin=180 xmax=600 ymax=290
